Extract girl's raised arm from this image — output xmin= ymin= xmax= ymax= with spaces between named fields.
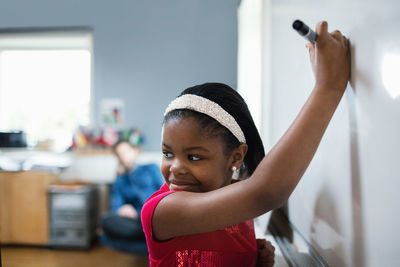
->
xmin=152 ymin=21 xmax=350 ymax=240
xmin=251 ymin=20 xmax=350 ymax=207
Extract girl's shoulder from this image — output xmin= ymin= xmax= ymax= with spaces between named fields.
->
xmin=141 ymin=183 xmax=175 ymax=239
xmin=142 ymin=183 xmax=173 ymax=214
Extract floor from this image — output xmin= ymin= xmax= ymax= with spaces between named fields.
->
xmin=1 ymin=239 xmax=288 ymax=267
xmin=1 ymin=232 xmax=287 ymax=267
xmin=1 ymin=242 xmax=149 ymax=267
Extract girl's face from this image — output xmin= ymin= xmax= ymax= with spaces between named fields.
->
xmin=161 ymin=116 xmax=233 ymax=192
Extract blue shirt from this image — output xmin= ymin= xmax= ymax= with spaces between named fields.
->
xmin=111 ymin=163 xmax=164 ymax=214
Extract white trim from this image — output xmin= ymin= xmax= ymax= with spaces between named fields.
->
xmin=164 ymin=94 xmax=246 ymax=143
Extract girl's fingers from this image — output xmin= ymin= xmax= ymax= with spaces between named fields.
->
xmin=305 ymin=42 xmax=314 ymax=50
xmin=258 ymin=249 xmax=269 ymax=257
xmin=257 ymin=238 xmax=267 ymax=248
xmin=315 ymin=21 xmax=329 ymax=41
xmin=331 ymin=30 xmax=343 ymax=41
xmin=344 ymin=36 xmax=350 ymax=48
xmin=306 ymin=43 xmax=315 ymax=62
xmin=269 ymin=243 xmax=275 ymax=252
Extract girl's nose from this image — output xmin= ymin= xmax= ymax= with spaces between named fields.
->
xmin=169 ymin=158 xmax=188 ymax=176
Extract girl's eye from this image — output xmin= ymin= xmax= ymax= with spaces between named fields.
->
xmin=163 ymin=151 xmax=173 ymax=158
xmin=188 ymin=155 xmax=201 ymax=161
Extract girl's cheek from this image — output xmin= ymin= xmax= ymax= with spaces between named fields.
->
xmin=160 ymin=164 xmax=170 ymax=182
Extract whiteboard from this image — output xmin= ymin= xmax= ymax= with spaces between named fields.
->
xmin=263 ymin=0 xmax=400 ymax=266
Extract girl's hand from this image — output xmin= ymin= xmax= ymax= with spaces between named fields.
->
xmin=306 ymin=21 xmax=350 ymax=94
xmin=256 ymin=238 xmax=275 ymax=267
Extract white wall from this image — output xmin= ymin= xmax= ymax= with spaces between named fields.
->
xmin=258 ymin=0 xmax=400 ymax=266
xmin=237 ymin=0 xmax=263 ymax=131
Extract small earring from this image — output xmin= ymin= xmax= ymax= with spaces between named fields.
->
xmin=231 ymin=166 xmax=239 ymax=179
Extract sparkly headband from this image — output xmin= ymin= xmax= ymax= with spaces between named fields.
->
xmin=164 ymin=94 xmax=246 ymax=143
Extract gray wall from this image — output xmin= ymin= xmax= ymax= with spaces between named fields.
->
xmin=0 ymin=0 xmax=239 ymax=151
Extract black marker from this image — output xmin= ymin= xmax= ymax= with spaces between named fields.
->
xmin=292 ymin=20 xmax=317 ymax=44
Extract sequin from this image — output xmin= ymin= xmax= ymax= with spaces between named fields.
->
xmin=224 ymin=221 xmax=254 ymax=234
xmin=176 ymin=250 xmax=223 ymax=267
xmin=224 ymin=224 xmax=241 ymax=235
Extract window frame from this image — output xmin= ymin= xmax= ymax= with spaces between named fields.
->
xmin=0 ymin=27 xmax=94 ymax=150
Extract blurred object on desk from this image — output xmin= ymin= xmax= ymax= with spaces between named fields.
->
xmin=0 ymin=131 xmax=27 ymax=148
xmin=59 ymin=150 xmax=118 ymax=184
xmin=0 ymin=148 xmax=71 ymax=172
xmin=70 ymin=126 xmax=144 ymax=150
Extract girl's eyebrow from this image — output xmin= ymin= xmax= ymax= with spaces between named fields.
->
xmin=162 ymin=142 xmax=171 ymax=149
xmin=162 ymin=143 xmax=209 ymax=153
xmin=183 ymin=146 xmax=209 ymax=153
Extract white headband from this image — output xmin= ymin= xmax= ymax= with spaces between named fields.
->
xmin=164 ymin=94 xmax=246 ymax=143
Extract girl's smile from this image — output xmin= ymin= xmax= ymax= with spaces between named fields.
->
xmin=161 ymin=116 xmax=233 ymax=192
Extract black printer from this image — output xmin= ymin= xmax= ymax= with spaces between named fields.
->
xmin=0 ymin=131 xmax=27 ymax=147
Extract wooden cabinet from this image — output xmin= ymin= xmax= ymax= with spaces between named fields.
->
xmin=0 ymin=171 xmax=58 ymax=245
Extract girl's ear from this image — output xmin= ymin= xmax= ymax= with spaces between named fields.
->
xmin=230 ymin=143 xmax=248 ymax=167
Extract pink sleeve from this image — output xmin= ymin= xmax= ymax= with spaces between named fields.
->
xmin=141 ymin=185 xmax=175 ymax=242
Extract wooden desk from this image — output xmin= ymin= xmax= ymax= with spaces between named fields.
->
xmin=0 ymin=171 xmax=58 ymax=245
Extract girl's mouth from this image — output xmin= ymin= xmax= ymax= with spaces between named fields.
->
xmin=168 ymin=180 xmax=198 ymax=191
xmin=169 ymin=183 xmax=191 ymax=191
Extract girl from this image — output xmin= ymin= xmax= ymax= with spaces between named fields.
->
xmin=141 ymin=21 xmax=350 ymax=266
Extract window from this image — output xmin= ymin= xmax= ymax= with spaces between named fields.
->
xmin=0 ymin=29 xmax=92 ymax=151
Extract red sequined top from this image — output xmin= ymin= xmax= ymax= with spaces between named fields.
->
xmin=141 ymin=183 xmax=258 ymax=267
